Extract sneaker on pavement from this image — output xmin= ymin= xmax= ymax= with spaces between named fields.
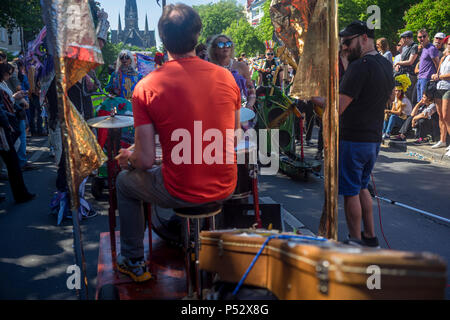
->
xmin=413 ymin=138 xmax=425 ymax=145
xmin=431 ymin=141 xmax=446 ymax=149
xmin=116 ymin=254 xmax=151 ymax=282
xmin=361 ymin=232 xmax=381 ymax=248
xmin=390 ymin=135 xmax=406 ymax=142
xmin=344 ymin=235 xmax=363 ymax=247
xmin=445 ymin=149 xmax=450 ymax=158
xmin=446 ymin=145 xmax=450 ymax=151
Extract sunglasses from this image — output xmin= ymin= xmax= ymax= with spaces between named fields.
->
xmin=266 ymin=52 xmax=274 ymax=56
xmin=215 ymin=41 xmax=233 ymax=49
xmin=342 ymin=34 xmax=360 ymax=47
xmin=120 ymin=55 xmax=131 ymax=60
xmin=418 ymin=35 xmax=427 ymax=39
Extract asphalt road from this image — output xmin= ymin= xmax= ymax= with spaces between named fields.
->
xmin=0 ymin=135 xmax=449 ymax=299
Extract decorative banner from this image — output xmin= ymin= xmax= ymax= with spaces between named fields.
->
xmin=41 ymin=0 xmax=107 ymax=210
xmin=135 ymin=53 xmax=156 ymax=77
xmin=271 ymin=0 xmax=339 ymax=240
xmin=270 ymin=0 xmax=328 ymax=100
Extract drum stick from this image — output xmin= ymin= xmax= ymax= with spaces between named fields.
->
xmin=114 ymin=144 xmax=135 ymax=160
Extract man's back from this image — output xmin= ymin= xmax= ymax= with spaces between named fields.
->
xmin=132 ymin=56 xmax=241 ymax=203
xmin=340 ymin=54 xmax=394 ymax=143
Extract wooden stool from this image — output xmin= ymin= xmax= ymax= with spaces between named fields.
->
xmin=174 ymin=203 xmax=222 ymax=299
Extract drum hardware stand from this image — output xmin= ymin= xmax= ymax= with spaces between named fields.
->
xmin=250 ymin=164 xmax=262 ymax=228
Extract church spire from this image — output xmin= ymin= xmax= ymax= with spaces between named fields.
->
xmin=118 ymin=13 xmax=122 ymax=32
xmin=145 ymin=14 xmax=149 ymax=33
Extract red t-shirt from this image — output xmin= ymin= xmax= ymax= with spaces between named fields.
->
xmin=132 ymin=56 xmax=241 ymax=203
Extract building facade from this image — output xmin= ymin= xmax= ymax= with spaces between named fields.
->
xmin=246 ymin=0 xmax=267 ymax=27
xmin=110 ymin=0 xmax=156 ymax=49
xmin=0 ymin=27 xmax=22 ymax=54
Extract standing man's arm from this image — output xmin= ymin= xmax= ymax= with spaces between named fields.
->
xmin=339 ymin=94 xmax=353 ymax=115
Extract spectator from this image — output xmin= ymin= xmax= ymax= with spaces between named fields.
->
xmin=382 ymin=74 xmax=411 ymax=139
xmin=195 ymin=43 xmax=208 ymax=60
xmin=0 ymin=51 xmax=6 ymax=64
xmin=391 ymin=91 xmax=437 ymax=143
xmin=376 ymin=38 xmax=392 ymax=64
xmin=433 ymin=32 xmax=446 ymax=59
xmin=0 ymin=62 xmax=36 ymax=204
xmin=411 ymin=100 xmax=437 ymax=144
xmin=431 ymin=36 xmax=450 ymax=155
xmin=416 ymin=29 xmax=440 ymax=102
xmin=338 ymin=20 xmax=394 ymax=247
xmin=393 ymin=41 xmax=403 ymax=66
xmin=105 ymin=50 xmax=142 ymax=100
xmin=394 ymin=31 xmax=419 ymax=104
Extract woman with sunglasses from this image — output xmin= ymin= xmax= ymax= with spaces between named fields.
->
xmin=106 ymin=50 xmax=142 ymax=100
xmin=208 ymin=34 xmax=256 ymax=112
xmin=257 ymin=41 xmax=282 ymax=88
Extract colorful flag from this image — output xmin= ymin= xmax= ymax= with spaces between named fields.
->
xmin=135 ymin=53 xmax=156 ymax=77
xmin=41 ymin=0 xmax=107 ymax=210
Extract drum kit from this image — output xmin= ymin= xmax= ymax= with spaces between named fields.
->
xmin=87 ymin=106 xmax=266 ymax=251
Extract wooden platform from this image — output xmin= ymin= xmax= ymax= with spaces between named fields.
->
xmin=96 ymin=230 xmax=187 ymax=300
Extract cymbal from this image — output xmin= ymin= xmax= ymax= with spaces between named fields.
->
xmin=87 ymin=115 xmax=134 ymax=129
xmin=240 ymin=107 xmax=255 ymax=123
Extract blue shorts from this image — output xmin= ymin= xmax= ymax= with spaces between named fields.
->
xmin=339 ymin=140 xmax=380 ymax=196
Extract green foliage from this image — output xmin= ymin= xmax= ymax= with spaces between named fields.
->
xmin=193 ymin=0 xmax=245 ymax=44
xmin=338 ymin=0 xmax=422 ymax=50
xmin=224 ymin=19 xmax=265 ymax=57
xmin=256 ymin=0 xmax=274 ymax=42
xmin=402 ymin=0 xmax=450 ymax=39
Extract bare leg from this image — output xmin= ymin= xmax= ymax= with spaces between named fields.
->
xmin=442 ymin=97 xmax=450 ymax=136
xmin=360 ymin=188 xmax=375 ymax=238
xmin=435 ymin=99 xmax=447 ymax=142
xmin=344 ymin=195 xmax=362 ymax=239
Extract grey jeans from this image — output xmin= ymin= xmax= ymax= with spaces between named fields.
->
xmin=116 ymin=166 xmax=197 ymax=259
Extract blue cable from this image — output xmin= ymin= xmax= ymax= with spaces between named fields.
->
xmin=232 ymin=234 xmax=327 ymax=296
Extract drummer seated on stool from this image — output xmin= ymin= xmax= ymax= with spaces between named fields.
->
xmin=115 ymin=3 xmax=241 ymax=282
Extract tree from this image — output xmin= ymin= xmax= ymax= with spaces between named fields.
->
xmin=338 ymin=0 xmax=422 ymax=50
xmin=256 ymin=0 xmax=274 ymax=43
xmin=402 ymin=0 xmax=450 ymax=40
xmin=193 ymin=0 xmax=245 ymax=44
xmin=224 ymin=19 xmax=265 ymax=57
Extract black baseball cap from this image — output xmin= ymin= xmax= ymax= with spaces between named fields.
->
xmin=339 ymin=20 xmax=375 ymax=39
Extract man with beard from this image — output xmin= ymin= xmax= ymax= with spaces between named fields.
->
xmin=338 ymin=20 xmax=394 ymax=247
xmin=433 ymin=32 xmax=446 ymax=59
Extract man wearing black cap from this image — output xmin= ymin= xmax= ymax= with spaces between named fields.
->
xmin=394 ymin=30 xmax=419 ymax=103
xmin=338 ymin=20 xmax=394 ymax=247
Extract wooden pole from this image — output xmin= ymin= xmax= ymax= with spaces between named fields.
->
xmin=318 ymin=0 xmax=339 ymax=240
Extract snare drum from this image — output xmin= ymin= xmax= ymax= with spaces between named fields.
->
xmin=232 ymin=140 xmax=257 ymax=200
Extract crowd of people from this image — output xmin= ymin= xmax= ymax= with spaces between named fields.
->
xmin=0 ymin=1 xmax=449 ymax=281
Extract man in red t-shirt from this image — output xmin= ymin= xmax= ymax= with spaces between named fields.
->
xmin=114 ymin=3 xmax=241 ymax=282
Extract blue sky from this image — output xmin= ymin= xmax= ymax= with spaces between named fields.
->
xmin=96 ymin=0 xmax=248 ymax=47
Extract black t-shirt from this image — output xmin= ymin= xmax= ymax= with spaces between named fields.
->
xmin=339 ymin=54 xmax=394 ymax=143
xmin=399 ymin=42 xmax=419 ymax=76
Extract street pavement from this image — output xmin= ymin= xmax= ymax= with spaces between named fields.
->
xmin=0 ymin=133 xmax=449 ymax=299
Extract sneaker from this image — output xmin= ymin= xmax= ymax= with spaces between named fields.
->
xmin=361 ymin=232 xmax=380 ymax=248
xmin=446 ymin=145 xmax=450 ymax=151
xmin=413 ymin=138 xmax=425 ymax=145
xmin=390 ymin=135 xmax=406 ymax=142
xmin=116 ymin=254 xmax=151 ymax=282
xmin=343 ymin=235 xmax=363 ymax=247
xmin=82 ymin=209 xmax=98 ymax=219
xmin=445 ymin=149 xmax=450 ymax=158
xmin=431 ymin=141 xmax=446 ymax=149
xmin=382 ymin=133 xmax=390 ymax=140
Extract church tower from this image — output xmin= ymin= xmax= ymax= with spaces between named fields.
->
xmin=125 ymin=0 xmax=139 ymax=31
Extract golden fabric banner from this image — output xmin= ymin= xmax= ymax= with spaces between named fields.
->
xmin=270 ymin=0 xmax=328 ymax=100
xmin=271 ymin=0 xmax=339 ymax=239
xmin=42 ymin=0 xmax=107 ymax=209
